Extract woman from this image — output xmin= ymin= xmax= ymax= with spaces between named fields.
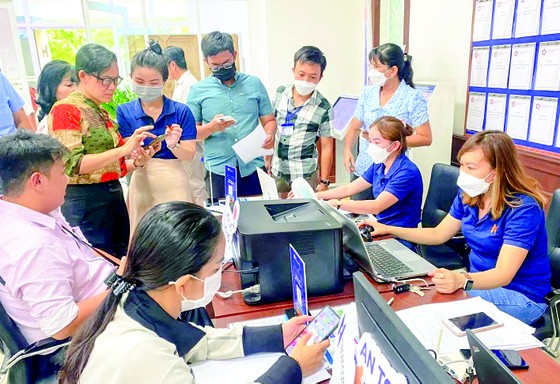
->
xmin=36 ymin=60 xmax=77 ymax=133
xmin=317 ymin=116 xmax=422 ymax=251
xmin=344 ymin=43 xmax=431 ymax=200
xmin=49 ymin=43 xmax=158 ymax=257
xmin=59 ymin=202 xmax=329 ymax=383
xmin=364 ymin=131 xmax=551 ymax=325
xmin=116 ymin=41 xmax=197 ymax=231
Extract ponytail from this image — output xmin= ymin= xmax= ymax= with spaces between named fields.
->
xmin=401 ymin=54 xmax=414 ymax=88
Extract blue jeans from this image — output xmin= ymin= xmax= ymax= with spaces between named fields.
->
xmin=469 ymin=287 xmax=547 ymax=325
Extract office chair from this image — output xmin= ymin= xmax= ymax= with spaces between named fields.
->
xmin=417 ymin=163 xmax=470 ymax=270
xmin=534 ymin=189 xmax=560 ymax=357
xmin=0 ymin=301 xmax=69 ymax=384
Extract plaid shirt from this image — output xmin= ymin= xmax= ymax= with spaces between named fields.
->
xmin=271 ymin=85 xmax=334 ymax=182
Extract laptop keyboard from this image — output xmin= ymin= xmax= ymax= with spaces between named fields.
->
xmin=364 ymin=242 xmax=413 ymax=277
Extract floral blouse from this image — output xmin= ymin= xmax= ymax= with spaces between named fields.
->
xmin=48 ymin=92 xmax=127 ymax=184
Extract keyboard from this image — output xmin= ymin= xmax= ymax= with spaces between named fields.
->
xmin=364 ymin=242 xmax=413 ymax=277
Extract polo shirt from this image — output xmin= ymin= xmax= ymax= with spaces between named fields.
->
xmin=353 ymin=80 xmax=429 ymax=177
xmin=361 ymin=153 xmax=422 ymax=228
xmin=449 ymin=191 xmax=551 ymax=303
xmin=187 ymin=72 xmax=274 ymax=177
xmin=0 ymin=72 xmax=25 ymax=136
xmin=116 ymin=96 xmax=197 ymax=159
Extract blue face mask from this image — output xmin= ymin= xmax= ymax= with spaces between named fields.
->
xmin=133 ymin=83 xmax=163 ymax=103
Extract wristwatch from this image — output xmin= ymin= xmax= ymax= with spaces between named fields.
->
xmin=462 ymin=272 xmax=474 ymax=291
xmin=336 ymin=199 xmax=342 ymax=210
xmin=319 ymin=179 xmax=331 ymax=186
xmin=170 ymin=140 xmax=181 ymax=150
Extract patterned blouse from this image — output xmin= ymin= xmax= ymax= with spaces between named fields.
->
xmin=48 ymin=92 xmax=127 ymax=185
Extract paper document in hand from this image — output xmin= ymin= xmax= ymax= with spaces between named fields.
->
xmin=256 ymin=167 xmax=279 ymax=200
xmin=232 ymin=125 xmax=274 ymax=164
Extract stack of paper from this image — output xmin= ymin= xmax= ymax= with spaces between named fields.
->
xmin=396 ymin=297 xmax=543 ymax=355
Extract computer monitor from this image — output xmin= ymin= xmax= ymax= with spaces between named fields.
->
xmin=332 ymin=95 xmax=359 ymax=140
xmin=353 ymin=272 xmax=454 ymax=383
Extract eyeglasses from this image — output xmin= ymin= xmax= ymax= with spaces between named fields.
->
xmin=209 ymin=61 xmax=234 ymax=73
xmin=89 ymin=73 xmax=123 ymax=87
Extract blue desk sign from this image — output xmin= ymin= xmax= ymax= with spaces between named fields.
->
xmin=225 ymin=164 xmax=237 ymax=201
xmin=289 ymin=244 xmax=308 ymax=316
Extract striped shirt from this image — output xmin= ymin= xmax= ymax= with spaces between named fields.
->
xmin=271 ymin=85 xmax=334 ymax=182
xmin=0 ymin=198 xmax=113 ymax=343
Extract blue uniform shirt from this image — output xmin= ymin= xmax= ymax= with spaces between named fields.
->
xmin=116 ymin=96 xmax=197 ymax=159
xmin=361 ymin=153 xmax=422 ymax=228
xmin=0 ymin=72 xmax=25 ymax=137
xmin=187 ymin=72 xmax=274 ymax=177
xmin=353 ymin=80 xmax=429 ymax=177
xmin=449 ymin=191 xmax=551 ymax=303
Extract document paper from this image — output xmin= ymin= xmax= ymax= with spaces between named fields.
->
xmin=232 ymin=124 xmax=274 ymax=164
xmin=528 ymin=97 xmax=558 ymax=145
xmin=488 ymin=45 xmax=512 ymax=88
xmin=486 ymin=93 xmax=508 ymax=131
xmin=470 ymin=47 xmax=490 ymax=87
xmin=515 ymin=0 xmax=542 ymax=37
xmin=506 ymin=95 xmax=532 ymax=140
xmin=534 ymin=41 xmax=560 ymax=91
xmin=508 ymin=43 xmax=536 ymax=90
xmin=473 ymin=0 xmax=493 ymax=41
xmin=466 ymin=92 xmax=486 ymax=132
xmin=542 ymin=0 xmax=560 ymax=35
xmin=492 ymin=0 xmax=515 ymax=39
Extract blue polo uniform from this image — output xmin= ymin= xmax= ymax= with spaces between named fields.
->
xmin=449 ymin=191 xmax=551 ymax=304
xmin=0 ymin=72 xmax=25 ymax=137
xmin=116 ymin=96 xmax=197 ymax=159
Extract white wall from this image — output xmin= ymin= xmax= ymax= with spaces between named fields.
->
xmin=409 ymin=0 xmax=473 ymax=135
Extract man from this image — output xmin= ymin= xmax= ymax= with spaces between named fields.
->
xmin=164 ymin=46 xmax=208 ymax=207
xmin=187 ymin=31 xmax=276 ymax=200
xmin=0 ymin=71 xmax=34 ymax=136
xmin=0 ymin=130 xmax=114 ymax=344
xmin=271 ymin=46 xmax=334 ymax=198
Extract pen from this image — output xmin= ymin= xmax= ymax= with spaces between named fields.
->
xmin=387 ymin=297 xmax=395 ymax=306
xmin=324 ymin=350 xmax=333 ymax=365
xmin=436 ymin=327 xmax=443 ymax=356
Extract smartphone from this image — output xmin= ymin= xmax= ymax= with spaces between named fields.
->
xmin=219 ymin=116 xmax=237 ymax=123
xmin=460 ymin=348 xmax=528 ymax=369
xmin=143 ymin=133 xmax=168 ymax=149
xmin=443 ymin=312 xmax=503 ymax=336
xmin=285 ymin=306 xmax=340 ymax=354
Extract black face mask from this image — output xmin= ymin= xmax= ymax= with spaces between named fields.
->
xmin=213 ymin=63 xmax=236 ymax=82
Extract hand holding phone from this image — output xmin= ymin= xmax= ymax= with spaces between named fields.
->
xmin=285 ymin=306 xmax=340 ymax=354
xmin=219 ymin=115 xmax=237 ymax=123
xmin=443 ymin=312 xmax=503 ymax=336
xmin=143 ymin=133 xmax=168 ymax=149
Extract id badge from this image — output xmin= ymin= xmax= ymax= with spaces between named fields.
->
xmin=281 ymin=123 xmax=294 ymax=136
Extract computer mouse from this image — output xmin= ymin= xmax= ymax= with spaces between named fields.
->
xmin=360 ymin=225 xmax=375 ymax=242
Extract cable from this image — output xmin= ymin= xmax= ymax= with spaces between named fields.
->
xmin=393 ymin=277 xmax=430 ymax=288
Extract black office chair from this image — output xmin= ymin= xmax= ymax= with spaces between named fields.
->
xmin=0 ymin=301 xmax=69 ymax=384
xmin=533 ymin=189 xmax=560 ymax=357
xmin=417 ymin=163 xmax=470 ymax=270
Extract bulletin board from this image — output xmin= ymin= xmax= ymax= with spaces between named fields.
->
xmin=465 ymin=0 xmax=560 ymax=154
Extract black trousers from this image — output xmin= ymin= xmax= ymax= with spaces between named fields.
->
xmin=206 ymin=167 xmax=263 ymax=202
xmin=62 ymin=180 xmax=129 ymax=258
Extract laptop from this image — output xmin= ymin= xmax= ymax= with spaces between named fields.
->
xmin=256 ymin=167 xmax=280 ymax=200
xmin=467 ymin=330 xmax=522 ymax=384
xmin=318 ymin=200 xmax=436 ymax=282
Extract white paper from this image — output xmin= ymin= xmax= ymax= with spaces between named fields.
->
xmin=466 ymin=92 xmax=486 ymax=132
xmin=492 ymin=0 xmax=515 ymax=39
xmin=256 ymin=167 xmax=279 ymax=200
xmin=232 ymin=125 xmax=274 ymax=164
xmin=534 ymin=41 xmax=560 ymax=91
xmin=515 ymin=0 xmax=542 ymax=37
xmin=488 ymin=45 xmax=512 ymax=88
xmin=331 ymin=303 xmax=359 ymax=384
xmin=508 ymin=43 xmax=536 ymax=90
xmin=542 ymin=0 xmax=560 ymax=35
xmin=485 ymin=93 xmax=508 ymax=131
xmin=529 ymin=97 xmax=558 ymax=145
xmin=473 ymin=0 xmax=493 ymax=41
xmin=506 ymin=95 xmax=532 ymax=140
xmin=470 ymin=47 xmax=490 ymax=87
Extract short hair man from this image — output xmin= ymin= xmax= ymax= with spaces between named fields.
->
xmin=0 ymin=130 xmax=113 ymax=344
xmin=0 ymin=71 xmax=34 ymax=136
xmin=187 ymin=31 xmax=277 ymax=200
xmin=164 ymin=46 xmax=208 ymax=207
xmin=271 ymin=46 xmax=334 ymax=197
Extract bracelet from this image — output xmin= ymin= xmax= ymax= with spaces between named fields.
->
xmin=169 ymin=141 xmax=181 ymax=150
xmin=133 ymin=159 xmax=146 ymax=169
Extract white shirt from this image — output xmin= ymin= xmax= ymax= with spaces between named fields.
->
xmin=172 ymin=70 xmax=198 ymax=104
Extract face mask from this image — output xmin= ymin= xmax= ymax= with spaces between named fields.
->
xmin=367 ymin=142 xmax=394 ymax=164
xmin=173 ymin=266 xmax=222 ymax=312
xmin=133 ymin=83 xmax=163 ymax=103
xmin=368 ymin=68 xmax=390 ymax=87
xmin=213 ymin=63 xmax=237 ymax=82
xmin=293 ymin=80 xmax=317 ymax=96
xmin=457 ymin=170 xmax=494 ymax=198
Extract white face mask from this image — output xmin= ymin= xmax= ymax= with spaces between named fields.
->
xmin=293 ymin=80 xmax=317 ymax=96
xmin=171 ymin=266 xmax=222 ymax=312
xmin=368 ymin=68 xmax=390 ymax=87
xmin=367 ymin=142 xmax=394 ymax=164
xmin=457 ymin=170 xmax=494 ymax=198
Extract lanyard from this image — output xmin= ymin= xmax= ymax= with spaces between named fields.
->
xmin=59 ymin=224 xmax=120 ymax=266
xmin=284 ymin=98 xmax=303 ymax=125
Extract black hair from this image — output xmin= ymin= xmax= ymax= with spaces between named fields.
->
xmin=293 ymin=46 xmax=327 ymax=75
xmin=0 ymin=129 xmax=68 ymax=196
xmin=201 ymin=31 xmax=234 ymax=58
xmin=163 ymin=46 xmax=188 ymax=70
xmin=59 ymin=202 xmax=222 ymax=384
xmin=369 ymin=43 xmax=414 ymax=88
xmin=131 ymin=40 xmax=169 ymax=81
xmin=75 ymin=43 xmax=117 ymax=82
xmin=36 ymin=60 xmax=76 ymax=121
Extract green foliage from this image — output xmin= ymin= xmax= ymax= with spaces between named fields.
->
xmin=47 ymin=29 xmax=117 ymax=65
xmin=102 ymin=86 xmax=137 ymax=120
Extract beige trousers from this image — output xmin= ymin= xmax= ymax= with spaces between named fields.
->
xmin=183 ymin=142 xmax=208 ymax=207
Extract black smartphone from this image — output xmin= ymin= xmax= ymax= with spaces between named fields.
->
xmin=143 ymin=133 xmax=168 ymax=149
xmin=284 ymin=306 xmax=340 ymax=354
xmin=460 ymin=348 xmax=528 ymax=369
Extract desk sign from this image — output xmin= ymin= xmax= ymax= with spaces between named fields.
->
xmin=355 ymin=333 xmax=407 ymax=384
xmin=225 ymin=164 xmax=237 ymax=201
xmin=289 ymin=244 xmax=308 ymax=316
